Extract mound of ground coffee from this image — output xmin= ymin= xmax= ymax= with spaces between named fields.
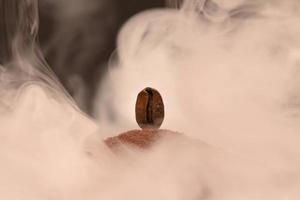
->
xmin=104 ymin=129 xmax=177 ymax=150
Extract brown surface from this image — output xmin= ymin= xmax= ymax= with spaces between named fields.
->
xmin=104 ymin=129 xmax=177 ymax=150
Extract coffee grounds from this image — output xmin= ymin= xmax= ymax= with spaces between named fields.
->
xmin=104 ymin=129 xmax=177 ymax=150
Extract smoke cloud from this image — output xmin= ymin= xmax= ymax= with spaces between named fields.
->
xmin=1 ymin=0 xmax=300 ymax=199
xmin=96 ymin=0 xmax=300 ymax=198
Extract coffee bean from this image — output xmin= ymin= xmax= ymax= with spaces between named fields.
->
xmin=135 ymin=87 xmax=164 ymax=129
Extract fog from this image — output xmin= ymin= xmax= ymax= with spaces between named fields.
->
xmin=1 ymin=0 xmax=300 ymax=199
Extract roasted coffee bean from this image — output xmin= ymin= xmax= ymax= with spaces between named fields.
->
xmin=135 ymin=87 xmax=164 ymax=129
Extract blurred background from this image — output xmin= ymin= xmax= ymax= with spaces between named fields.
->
xmin=38 ymin=0 xmax=166 ymax=116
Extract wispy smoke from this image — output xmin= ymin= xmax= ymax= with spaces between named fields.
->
xmin=1 ymin=0 xmax=300 ymax=199
xmin=38 ymin=0 xmax=118 ymax=114
xmin=97 ymin=0 xmax=300 ymax=198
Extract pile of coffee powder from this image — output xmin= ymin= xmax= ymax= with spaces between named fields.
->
xmin=105 ymin=129 xmax=177 ymax=150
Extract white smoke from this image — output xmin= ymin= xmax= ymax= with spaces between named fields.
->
xmin=2 ymin=0 xmax=300 ymax=199
xmin=96 ymin=0 xmax=300 ymax=198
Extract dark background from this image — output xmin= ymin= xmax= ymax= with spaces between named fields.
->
xmin=38 ymin=0 xmax=166 ymax=115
